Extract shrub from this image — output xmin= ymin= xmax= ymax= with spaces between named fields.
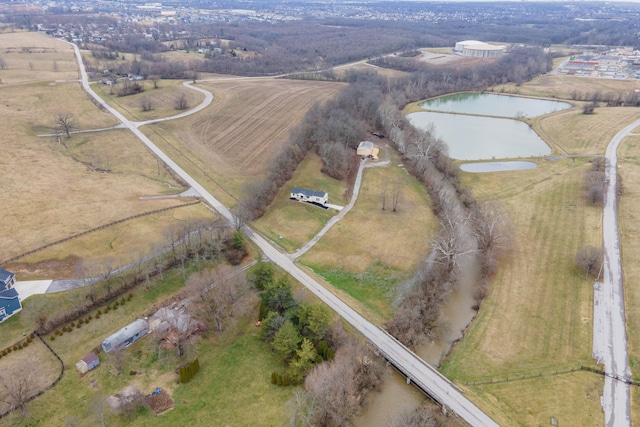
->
xmin=55 ymin=329 xmax=61 ymax=336
xmin=78 ymin=319 xmax=84 ymax=325
xmin=97 ymin=310 xmax=102 ymax=315
xmin=50 ymin=336 xmax=55 ymax=341
xmin=76 ymin=323 xmax=82 ymax=329
xmin=271 ymin=372 xmax=277 ymax=384
xmin=128 ymin=293 xmax=133 ymax=301
xmin=12 ymin=345 xmax=17 ymax=351
xmin=7 ymin=348 xmax=11 ymax=353
xmin=277 ymin=375 xmax=283 ymax=386
xmin=70 ymin=322 xmax=76 ymax=327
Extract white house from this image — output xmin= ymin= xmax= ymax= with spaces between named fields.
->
xmin=290 ymin=187 xmax=328 ymax=207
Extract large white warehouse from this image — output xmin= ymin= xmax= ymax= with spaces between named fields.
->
xmin=454 ymin=40 xmax=505 ymax=58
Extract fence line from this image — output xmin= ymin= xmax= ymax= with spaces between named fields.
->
xmin=0 ymin=332 xmax=64 ymax=419
xmin=464 ymin=366 xmax=640 ymax=387
xmin=0 ymin=200 xmax=201 ymax=266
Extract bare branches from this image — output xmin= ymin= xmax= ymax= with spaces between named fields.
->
xmin=575 ymin=246 xmax=603 ymax=279
xmin=0 ymin=365 xmax=37 ymax=416
xmin=55 ymin=112 xmax=74 ymax=138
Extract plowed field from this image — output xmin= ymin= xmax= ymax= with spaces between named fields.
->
xmin=154 ymin=79 xmax=345 ymax=179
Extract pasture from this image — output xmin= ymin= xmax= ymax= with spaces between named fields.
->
xmin=143 ymin=78 xmax=345 ymax=204
xmin=0 ymin=32 xmax=209 ymax=277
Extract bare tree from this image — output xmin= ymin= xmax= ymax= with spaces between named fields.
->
xmin=0 ymin=57 xmax=6 ymax=69
xmin=140 ymin=96 xmax=152 ymax=112
xmin=406 ymin=124 xmax=447 ymax=175
xmin=584 ymin=170 xmax=606 ymax=205
xmin=175 ymin=93 xmax=189 ymax=110
xmin=187 ymin=265 xmax=248 ymax=332
xmin=231 ymin=204 xmax=250 ymax=231
xmin=575 ymin=246 xmax=603 ymax=279
xmin=392 ymin=180 xmax=402 ymax=212
xmin=380 ymin=178 xmax=388 ymax=211
xmin=52 ymin=61 xmax=59 ymax=72
xmin=55 ymin=112 xmax=75 ymax=138
xmin=0 ymin=365 xmax=37 ymax=416
xmin=148 ymin=74 xmax=160 ymax=89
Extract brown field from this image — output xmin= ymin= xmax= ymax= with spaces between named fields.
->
xmin=91 ymin=78 xmax=205 ymax=122
xmin=538 ymin=107 xmax=640 ymax=155
xmin=0 ymin=32 xmax=79 ymax=84
xmin=495 ymin=74 xmax=640 ymax=100
xmin=0 ymin=42 xmax=210 ymax=274
xmin=143 ymin=78 xmax=345 ymax=203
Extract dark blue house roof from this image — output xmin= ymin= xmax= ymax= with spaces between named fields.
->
xmin=0 ymin=268 xmax=14 ymax=286
xmin=0 ymin=287 xmax=19 ymax=300
xmin=291 ymin=187 xmax=327 ymax=198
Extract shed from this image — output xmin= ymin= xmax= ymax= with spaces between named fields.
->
xmin=290 ymin=187 xmax=328 ymax=207
xmin=101 ymin=319 xmax=149 ymax=353
xmin=76 ymin=352 xmax=100 ymax=374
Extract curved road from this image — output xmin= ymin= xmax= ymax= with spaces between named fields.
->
xmin=598 ymin=118 xmax=640 ymax=427
xmin=68 ymin=42 xmax=498 ymax=426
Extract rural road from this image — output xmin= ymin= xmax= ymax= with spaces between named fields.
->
xmin=64 ymin=42 xmax=500 ymax=426
xmin=596 ymin=117 xmax=640 ymax=427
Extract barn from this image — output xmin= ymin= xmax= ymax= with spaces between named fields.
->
xmin=356 ymin=141 xmax=379 ymax=160
xmin=0 ymin=268 xmax=21 ymax=323
xmin=101 ymin=319 xmax=149 ymax=352
xmin=290 ymin=187 xmax=328 ymax=207
xmin=76 ymin=352 xmax=100 ymax=374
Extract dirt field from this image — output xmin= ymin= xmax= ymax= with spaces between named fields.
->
xmin=145 ymin=78 xmax=345 ymax=201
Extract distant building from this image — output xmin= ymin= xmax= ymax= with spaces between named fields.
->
xmin=0 ymin=268 xmax=21 ymax=323
xmin=454 ymin=40 xmax=505 ymax=58
xmin=101 ymin=319 xmax=149 ymax=352
xmin=290 ymin=188 xmax=328 ymax=207
xmin=356 ymin=141 xmax=379 ymax=160
xmin=75 ymin=352 xmax=100 ymax=374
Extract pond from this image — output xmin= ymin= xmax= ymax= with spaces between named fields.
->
xmin=419 ymin=92 xmax=572 ymax=118
xmin=407 ymin=111 xmax=551 ymax=160
xmin=461 ymin=161 xmax=538 ymax=173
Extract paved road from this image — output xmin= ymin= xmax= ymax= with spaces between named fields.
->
xmin=68 ymin=42 xmax=498 ymax=426
xmin=598 ymin=118 xmax=640 ymax=427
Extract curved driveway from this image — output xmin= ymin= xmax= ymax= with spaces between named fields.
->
xmin=598 ymin=118 xmax=640 ymax=427
xmin=68 ymin=42 xmax=498 ymax=427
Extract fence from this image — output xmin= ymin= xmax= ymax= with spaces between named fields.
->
xmin=0 ymin=200 xmax=201 ymax=266
xmin=0 ymin=332 xmax=64 ymax=419
xmin=464 ymin=366 xmax=640 ymax=387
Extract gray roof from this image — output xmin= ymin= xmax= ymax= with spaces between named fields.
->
xmin=102 ymin=319 xmax=148 ymax=347
xmin=291 ymin=187 xmax=327 ymax=198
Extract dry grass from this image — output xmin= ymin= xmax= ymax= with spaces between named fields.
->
xmin=91 ymin=79 xmax=205 ymax=122
xmin=0 ymin=40 xmax=208 ymax=271
xmin=0 ymin=32 xmax=79 ymax=85
xmin=495 ymin=74 xmax=640 ymax=101
xmin=441 ymin=156 xmax=602 ymax=424
xmin=538 ymin=107 xmax=640 ymax=155
xmin=252 ymin=154 xmax=346 ymax=252
xmin=0 ymin=337 xmax=62 ymax=417
xmin=616 ymin=131 xmax=640 ymax=426
xmin=301 ymin=149 xmax=435 ymax=274
xmin=460 ymin=372 xmax=603 ymax=427
xmin=143 ymin=78 xmax=345 ymax=204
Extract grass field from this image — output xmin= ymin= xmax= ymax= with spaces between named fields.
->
xmin=252 ymin=154 xmax=346 ymax=252
xmin=441 ymin=156 xmax=603 ymax=425
xmin=0 ymin=32 xmax=78 ymax=85
xmin=0 ymin=264 xmax=292 ymax=427
xmin=299 ymin=148 xmax=436 ymax=320
xmin=0 ymin=32 xmax=219 ymax=277
xmin=91 ymin=79 xmax=205 ymax=122
xmin=141 ymin=78 xmax=345 ymax=206
xmin=616 ymin=129 xmax=640 ymax=425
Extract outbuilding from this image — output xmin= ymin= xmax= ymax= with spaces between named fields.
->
xmin=290 ymin=187 xmax=328 ymax=207
xmin=76 ymin=352 xmax=100 ymax=374
xmin=356 ymin=141 xmax=379 ymax=160
xmin=101 ymin=319 xmax=149 ymax=353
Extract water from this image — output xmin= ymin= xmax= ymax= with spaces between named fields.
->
xmin=419 ymin=92 xmax=571 ymax=118
xmin=461 ymin=161 xmax=538 ymax=173
xmin=407 ymin=111 xmax=551 ymax=160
